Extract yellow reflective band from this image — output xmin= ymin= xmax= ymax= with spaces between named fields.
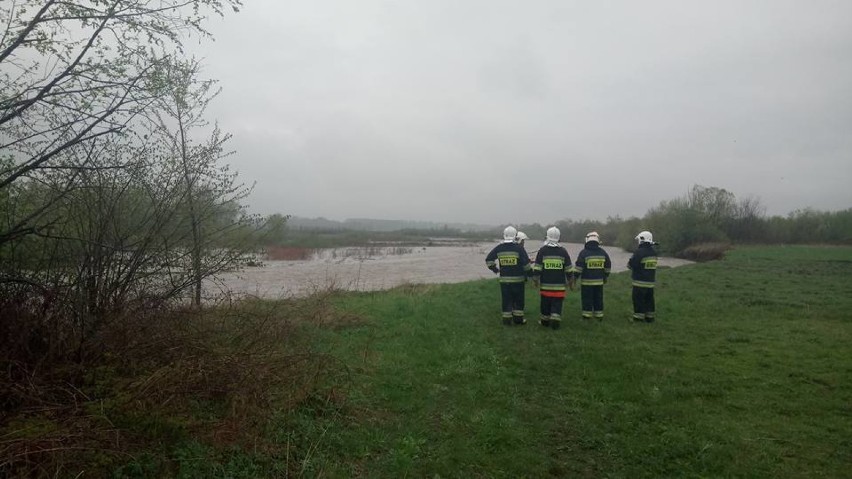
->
xmin=499 ymin=257 xmax=518 ymax=266
xmin=632 ymin=280 xmax=655 ymax=288
xmin=586 ymin=258 xmax=605 ymax=269
xmin=543 ymin=258 xmax=563 ymax=270
xmin=642 ymin=257 xmax=658 ymax=269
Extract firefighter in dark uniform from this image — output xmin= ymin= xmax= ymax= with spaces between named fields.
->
xmin=485 ymin=226 xmax=532 ymax=325
xmin=628 ymin=230 xmax=658 ymax=323
xmin=531 ymin=226 xmax=573 ymax=329
xmin=574 ymin=231 xmax=612 ymax=321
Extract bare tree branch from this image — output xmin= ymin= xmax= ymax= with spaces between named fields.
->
xmin=0 ymin=0 xmax=57 ymax=65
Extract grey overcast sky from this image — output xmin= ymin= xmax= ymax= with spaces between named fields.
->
xmin=191 ymin=0 xmax=852 ymax=225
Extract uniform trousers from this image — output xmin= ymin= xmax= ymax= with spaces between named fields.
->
xmin=632 ymin=286 xmax=655 ymax=320
xmin=500 ymin=282 xmax=525 ymax=321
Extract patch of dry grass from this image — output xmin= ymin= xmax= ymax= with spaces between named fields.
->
xmin=0 ymin=292 xmax=364 ymax=477
xmin=678 ymin=242 xmax=731 ymax=262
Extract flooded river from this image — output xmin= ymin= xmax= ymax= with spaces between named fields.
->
xmin=206 ymin=242 xmax=692 ymax=299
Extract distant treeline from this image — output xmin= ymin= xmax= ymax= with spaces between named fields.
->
xmin=514 ymin=185 xmax=851 ymax=259
xmin=266 ymin=185 xmax=852 ymax=257
xmin=262 ymin=221 xmax=492 ymax=249
xmin=288 ymin=216 xmax=495 ymax=233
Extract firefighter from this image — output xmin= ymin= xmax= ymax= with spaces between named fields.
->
xmin=628 ymin=230 xmax=658 ymax=323
xmin=531 ymin=226 xmax=573 ymax=329
xmin=485 ymin=226 xmax=532 ymax=325
xmin=574 ymin=231 xmax=612 ymax=321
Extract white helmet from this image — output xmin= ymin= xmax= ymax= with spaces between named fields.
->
xmin=515 ymin=231 xmax=528 ymax=242
xmin=503 ymin=225 xmax=518 ymax=242
xmin=585 ymin=231 xmax=600 ymax=244
xmin=635 ymin=230 xmax=653 ymax=244
xmin=546 ymin=226 xmax=560 ymax=243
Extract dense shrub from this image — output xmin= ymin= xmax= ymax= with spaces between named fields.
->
xmin=554 ymin=217 xmax=632 ymax=248
xmin=555 ymin=186 xmax=851 ymax=259
xmin=0 ymin=295 xmax=357 ymax=477
xmin=645 ymin=202 xmax=729 ymax=256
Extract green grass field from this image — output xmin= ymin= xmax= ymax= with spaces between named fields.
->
xmin=40 ymin=245 xmax=840 ymax=477
xmin=256 ymin=245 xmax=851 ymax=478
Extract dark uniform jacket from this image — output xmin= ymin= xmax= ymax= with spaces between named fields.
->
xmin=532 ymin=245 xmax=572 ymax=293
xmin=628 ymin=243 xmax=658 ymax=288
xmin=574 ymin=242 xmax=612 ymax=286
xmin=486 ymin=242 xmax=531 ymax=283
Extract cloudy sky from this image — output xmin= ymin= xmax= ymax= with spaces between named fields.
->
xmin=190 ymin=0 xmax=852 ymax=225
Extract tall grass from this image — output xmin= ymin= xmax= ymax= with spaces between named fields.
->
xmin=0 ymin=294 xmax=359 ymax=477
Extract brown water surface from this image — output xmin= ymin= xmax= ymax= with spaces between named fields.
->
xmin=205 ymin=242 xmax=692 ymax=299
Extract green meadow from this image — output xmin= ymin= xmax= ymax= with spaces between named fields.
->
xmin=7 ymin=245 xmax=851 ymax=477
xmin=265 ymin=245 xmax=851 ymax=478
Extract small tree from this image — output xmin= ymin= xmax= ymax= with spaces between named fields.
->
xmin=1 ymin=0 xmax=242 ymax=246
xmin=260 ymin=213 xmax=291 ymax=247
xmin=1 ymin=1 xmax=245 ymax=359
xmin=147 ymin=58 xmax=253 ymax=306
xmin=687 ymin=185 xmax=737 ymax=224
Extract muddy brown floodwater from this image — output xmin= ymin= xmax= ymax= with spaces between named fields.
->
xmin=205 ymin=242 xmax=693 ymax=300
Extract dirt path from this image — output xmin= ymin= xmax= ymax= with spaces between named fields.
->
xmin=206 ymin=242 xmax=693 ymax=299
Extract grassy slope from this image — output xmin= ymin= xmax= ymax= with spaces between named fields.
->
xmin=287 ymin=246 xmax=852 ymax=478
